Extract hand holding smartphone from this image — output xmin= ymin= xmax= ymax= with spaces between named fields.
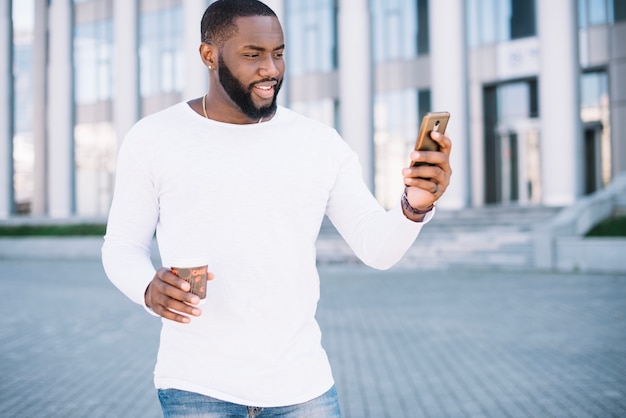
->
xmin=410 ymin=111 xmax=450 ymax=167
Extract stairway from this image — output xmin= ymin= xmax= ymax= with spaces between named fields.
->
xmin=315 ymin=206 xmax=562 ymax=270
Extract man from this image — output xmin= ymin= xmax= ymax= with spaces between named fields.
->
xmin=102 ymin=0 xmax=452 ymax=416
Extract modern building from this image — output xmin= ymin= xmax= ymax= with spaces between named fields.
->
xmin=2 ymin=0 xmax=625 ymax=219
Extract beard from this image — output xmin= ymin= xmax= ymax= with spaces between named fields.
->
xmin=218 ymin=55 xmax=282 ymax=120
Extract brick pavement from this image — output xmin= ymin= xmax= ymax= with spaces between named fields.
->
xmin=0 ymin=259 xmax=625 ymax=417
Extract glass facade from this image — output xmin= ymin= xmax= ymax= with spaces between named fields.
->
xmin=285 ymin=0 xmax=337 ymax=76
xmin=580 ymin=71 xmax=611 ymax=193
xmin=578 ymin=0 xmax=626 ymax=27
xmin=483 ymin=79 xmax=540 ymax=204
xmin=139 ymin=5 xmax=184 ymax=98
xmin=617 ymin=0 xmax=626 ymax=21
xmin=290 ymin=99 xmax=337 ymax=128
xmin=284 ymin=2 xmax=338 ymax=160
xmin=369 ymin=0 xmax=430 ymax=207
xmin=73 ymin=13 xmax=116 ymax=216
xmin=371 ymin=0 xmax=429 ymax=62
xmin=374 ymin=89 xmax=431 ymax=208
xmin=12 ymin=0 xmax=35 ymax=213
xmin=466 ymin=0 xmax=536 ymax=47
xmin=74 ymin=20 xmax=114 ymax=104
xmin=4 ymin=0 xmax=625 ymax=217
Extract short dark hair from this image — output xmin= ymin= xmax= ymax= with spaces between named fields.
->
xmin=201 ymin=0 xmax=277 ymax=46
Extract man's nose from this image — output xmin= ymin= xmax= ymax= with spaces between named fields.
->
xmin=259 ymin=56 xmax=280 ymax=78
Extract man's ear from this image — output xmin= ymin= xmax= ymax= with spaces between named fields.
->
xmin=199 ymin=43 xmax=216 ymax=69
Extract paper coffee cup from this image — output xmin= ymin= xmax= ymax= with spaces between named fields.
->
xmin=170 ymin=258 xmax=209 ymax=300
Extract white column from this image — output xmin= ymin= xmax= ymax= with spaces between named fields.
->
xmin=338 ymin=0 xmax=374 ymax=189
xmin=183 ymin=0 xmax=209 ymax=100
xmin=0 ymin=0 xmax=13 ymax=218
xmin=114 ymin=0 xmax=139 ymax=148
xmin=429 ymin=0 xmax=469 ymax=209
xmin=47 ymin=0 xmax=74 ymax=217
xmin=537 ymin=0 xmax=581 ymax=206
xmin=31 ymin=0 xmax=48 ymax=216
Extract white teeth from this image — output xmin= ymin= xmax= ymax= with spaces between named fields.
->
xmin=257 ymin=85 xmax=271 ymax=90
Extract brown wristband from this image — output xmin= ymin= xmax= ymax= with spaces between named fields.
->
xmin=402 ymin=189 xmax=435 ymax=216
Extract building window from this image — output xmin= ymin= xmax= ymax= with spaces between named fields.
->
xmin=509 ymin=0 xmax=536 ymax=38
xmin=285 ymin=0 xmax=337 ymax=76
xmin=578 ymin=0 xmax=626 ymax=27
xmin=373 ymin=89 xmax=430 ymax=208
xmin=615 ymin=0 xmax=626 ymax=21
xmin=483 ymin=79 xmax=541 ymax=205
xmin=74 ymin=16 xmax=116 ymax=216
xmin=290 ymin=99 xmax=337 ymax=128
xmin=580 ymin=71 xmax=611 ymax=192
xmin=12 ymin=0 xmax=35 ymax=213
xmin=139 ymin=6 xmax=184 ymax=99
xmin=466 ymin=0 xmax=536 ymax=47
xmin=371 ymin=0 xmax=429 ymax=62
xmin=74 ymin=122 xmax=117 ymax=215
xmin=581 ymin=71 xmax=609 ymax=111
xmin=74 ymin=20 xmax=114 ymax=104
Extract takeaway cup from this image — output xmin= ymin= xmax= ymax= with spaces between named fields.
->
xmin=170 ymin=258 xmax=209 ymax=303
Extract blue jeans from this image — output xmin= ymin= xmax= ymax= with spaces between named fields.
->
xmin=157 ymin=386 xmax=342 ymax=418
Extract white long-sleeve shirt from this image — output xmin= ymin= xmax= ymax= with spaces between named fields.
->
xmin=102 ymin=102 xmax=430 ymax=407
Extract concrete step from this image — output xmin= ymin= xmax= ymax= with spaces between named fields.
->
xmin=316 ymin=206 xmax=560 ymax=270
xmin=0 ymin=207 xmax=560 ymax=271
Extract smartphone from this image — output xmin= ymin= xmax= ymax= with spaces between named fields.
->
xmin=410 ymin=111 xmax=450 ymax=167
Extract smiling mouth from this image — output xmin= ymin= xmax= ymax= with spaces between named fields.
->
xmin=253 ymin=83 xmax=276 ymax=99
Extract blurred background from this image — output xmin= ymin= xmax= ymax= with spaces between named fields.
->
xmin=1 ymin=0 xmax=624 ymax=221
xmin=1 ymin=4 xmax=625 ymax=416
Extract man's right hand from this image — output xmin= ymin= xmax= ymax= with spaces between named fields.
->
xmin=145 ymin=267 xmax=209 ymax=323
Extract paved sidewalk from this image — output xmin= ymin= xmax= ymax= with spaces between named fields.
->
xmin=0 ymin=259 xmax=625 ymax=417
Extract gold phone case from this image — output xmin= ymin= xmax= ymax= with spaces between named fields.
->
xmin=411 ymin=111 xmax=450 ymax=167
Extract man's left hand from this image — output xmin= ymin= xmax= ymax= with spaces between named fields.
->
xmin=401 ymin=131 xmax=452 ymax=218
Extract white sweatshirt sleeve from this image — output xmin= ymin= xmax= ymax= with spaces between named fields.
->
xmin=325 ymin=147 xmax=432 ymax=270
xmin=101 ymin=138 xmax=160 ymax=308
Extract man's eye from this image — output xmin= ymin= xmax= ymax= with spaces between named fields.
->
xmin=244 ymin=54 xmax=259 ymax=58
xmin=274 ymin=53 xmax=284 ymax=58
